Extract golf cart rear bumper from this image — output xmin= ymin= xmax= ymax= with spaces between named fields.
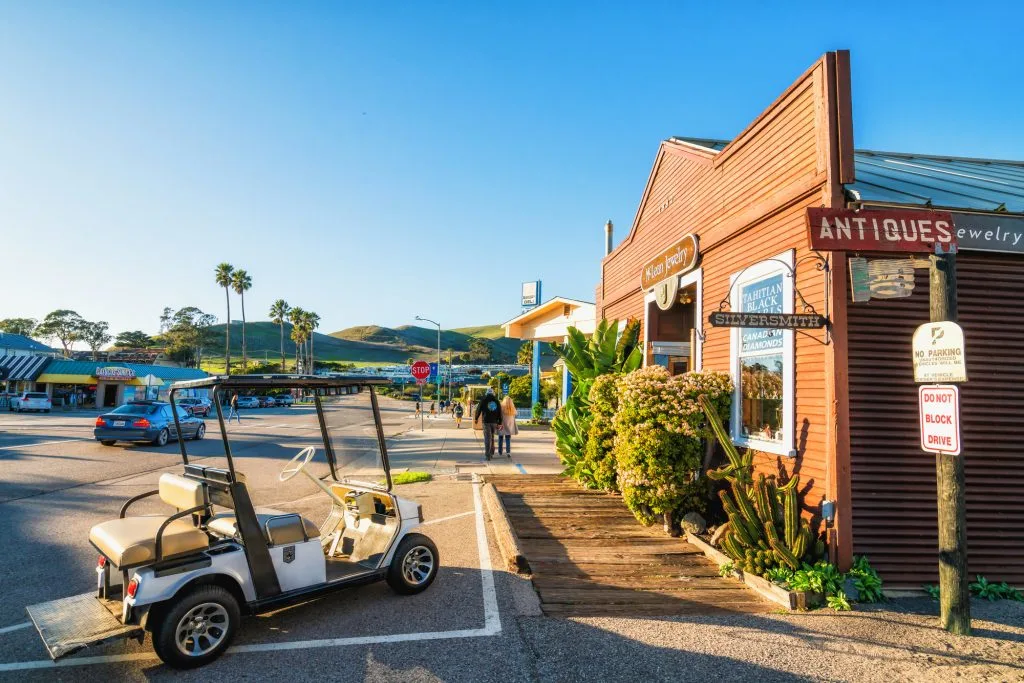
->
xmin=25 ymin=592 xmax=145 ymax=661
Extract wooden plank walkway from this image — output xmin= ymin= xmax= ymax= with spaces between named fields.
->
xmin=488 ymin=474 xmax=773 ymax=617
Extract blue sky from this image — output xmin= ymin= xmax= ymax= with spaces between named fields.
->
xmin=2 ymin=1 xmax=1021 ymax=339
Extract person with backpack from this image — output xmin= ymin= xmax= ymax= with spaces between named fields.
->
xmin=475 ymin=388 xmax=503 ymax=460
xmin=453 ymin=401 xmax=464 ymax=428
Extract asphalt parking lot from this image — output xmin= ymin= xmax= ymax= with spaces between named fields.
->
xmin=2 ymin=403 xmax=1024 ymax=682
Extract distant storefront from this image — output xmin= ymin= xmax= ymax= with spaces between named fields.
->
xmin=36 ymin=361 xmax=208 ymax=408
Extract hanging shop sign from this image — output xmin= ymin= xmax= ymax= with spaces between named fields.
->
xmin=654 ymin=275 xmax=679 ymax=311
xmin=708 ymin=311 xmax=828 ymax=329
xmin=848 ymin=257 xmax=917 ymax=302
xmin=952 ymin=213 xmax=1024 ymax=254
xmin=95 ymin=367 xmax=136 ymax=381
xmin=912 ymin=321 xmax=967 ymax=383
xmin=919 ymin=385 xmax=961 ymax=455
xmin=640 ymin=234 xmax=699 ymax=290
xmin=806 ymin=208 xmax=957 ymax=253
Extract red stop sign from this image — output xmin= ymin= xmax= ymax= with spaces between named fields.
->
xmin=410 ymin=361 xmax=431 ymax=381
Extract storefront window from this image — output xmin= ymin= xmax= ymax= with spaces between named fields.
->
xmin=730 ymin=253 xmax=794 ymax=456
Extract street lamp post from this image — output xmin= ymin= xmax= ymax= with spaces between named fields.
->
xmin=415 ymin=316 xmax=442 ymax=414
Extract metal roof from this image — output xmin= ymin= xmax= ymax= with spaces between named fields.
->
xmin=41 ymin=360 xmax=208 ymax=381
xmin=0 ymin=333 xmax=56 ymax=354
xmin=670 ymin=137 xmax=1024 ymax=214
xmin=0 ymin=355 xmax=52 ymax=381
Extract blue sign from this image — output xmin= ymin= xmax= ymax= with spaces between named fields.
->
xmin=428 ymin=362 xmax=438 ymax=379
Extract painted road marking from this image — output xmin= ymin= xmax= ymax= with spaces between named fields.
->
xmin=0 ymin=622 xmax=30 ymax=635
xmin=515 ymin=464 xmax=527 ymax=474
xmin=421 ymin=510 xmax=474 ymax=526
xmin=0 ymin=439 xmax=84 ymax=451
xmin=0 ymin=482 xmax=500 ymax=671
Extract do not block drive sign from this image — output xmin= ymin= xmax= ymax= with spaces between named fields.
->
xmin=919 ymin=385 xmax=961 ymax=456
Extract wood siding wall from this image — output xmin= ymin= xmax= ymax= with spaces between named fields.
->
xmin=848 ymin=253 xmax=1024 ymax=587
xmin=599 ymin=55 xmax=847 ymax=523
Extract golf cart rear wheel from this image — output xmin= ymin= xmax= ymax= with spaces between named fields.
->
xmin=387 ymin=533 xmax=438 ymax=595
xmin=151 ymin=585 xmax=239 ymax=669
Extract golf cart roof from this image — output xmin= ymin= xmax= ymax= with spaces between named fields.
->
xmin=170 ymin=374 xmax=390 ymax=391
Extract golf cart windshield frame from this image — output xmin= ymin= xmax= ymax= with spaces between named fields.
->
xmin=168 ymin=374 xmax=393 ymax=491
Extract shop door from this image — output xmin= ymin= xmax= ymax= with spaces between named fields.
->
xmin=103 ymin=384 xmax=118 ymax=408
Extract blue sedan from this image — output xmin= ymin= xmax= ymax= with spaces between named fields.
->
xmin=94 ymin=401 xmax=205 ymax=447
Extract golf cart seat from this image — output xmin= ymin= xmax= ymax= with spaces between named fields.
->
xmin=89 ymin=473 xmax=210 ymax=568
xmin=208 ymin=508 xmax=320 ymax=546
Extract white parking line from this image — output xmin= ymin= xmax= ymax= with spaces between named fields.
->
xmin=0 ymin=439 xmax=84 ymax=451
xmin=421 ymin=510 xmax=474 ymax=526
xmin=0 ymin=622 xmax=30 ymax=635
xmin=0 ymin=482 xmax=500 ymax=671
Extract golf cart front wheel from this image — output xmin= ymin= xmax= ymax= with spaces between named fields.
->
xmin=151 ymin=585 xmax=240 ymax=669
xmin=387 ymin=533 xmax=439 ymax=595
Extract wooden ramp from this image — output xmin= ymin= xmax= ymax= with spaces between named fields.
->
xmin=488 ymin=474 xmax=773 ymax=617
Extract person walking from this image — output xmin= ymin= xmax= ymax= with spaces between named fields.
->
xmin=498 ymin=396 xmax=519 ymax=457
xmin=415 ymin=400 xmax=421 ymax=418
xmin=453 ymin=401 xmax=464 ymax=428
xmin=430 ymin=401 xmax=436 ymax=417
xmin=475 ymin=388 xmax=503 ymax=460
xmin=227 ymin=393 xmax=241 ymax=424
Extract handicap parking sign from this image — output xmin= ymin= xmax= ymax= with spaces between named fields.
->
xmin=428 ymin=362 xmax=438 ymax=378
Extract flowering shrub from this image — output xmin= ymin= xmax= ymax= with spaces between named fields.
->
xmin=613 ymin=367 xmax=732 ymax=533
xmin=582 ymin=374 xmax=620 ymax=491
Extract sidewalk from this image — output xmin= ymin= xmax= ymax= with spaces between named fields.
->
xmin=387 ymin=413 xmax=563 ymax=476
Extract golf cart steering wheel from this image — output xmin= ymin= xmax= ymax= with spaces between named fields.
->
xmin=280 ymin=446 xmax=317 ymax=482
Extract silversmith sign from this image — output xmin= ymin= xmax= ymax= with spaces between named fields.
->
xmin=640 ymin=234 xmax=699 ymax=289
xmin=708 ymin=311 xmax=828 ymax=329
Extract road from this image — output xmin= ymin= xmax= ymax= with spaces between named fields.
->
xmin=2 ymin=399 xmax=1023 ymax=681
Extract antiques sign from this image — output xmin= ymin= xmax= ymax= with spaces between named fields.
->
xmin=709 ymin=311 xmax=828 ymax=330
xmin=912 ymin=321 xmax=967 ymax=383
xmin=640 ymin=234 xmax=699 ymax=290
xmin=807 ymin=208 xmax=957 ymax=253
xmin=919 ymin=385 xmax=961 ymax=456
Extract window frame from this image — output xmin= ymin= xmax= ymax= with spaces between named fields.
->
xmin=729 ymin=249 xmax=796 ymax=457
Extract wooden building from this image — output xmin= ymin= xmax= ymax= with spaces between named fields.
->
xmin=597 ymin=51 xmax=1024 ymax=587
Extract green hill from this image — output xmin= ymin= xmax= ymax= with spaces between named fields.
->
xmin=202 ymin=320 xmax=538 ymax=366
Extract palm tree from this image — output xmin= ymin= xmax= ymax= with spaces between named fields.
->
xmin=214 ymin=263 xmax=234 ymax=374
xmin=269 ymin=299 xmax=291 ymax=372
xmin=231 ymin=269 xmax=252 ymax=372
xmin=288 ymin=307 xmax=306 ymax=372
xmin=305 ymin=311 xmax=321 ymax=373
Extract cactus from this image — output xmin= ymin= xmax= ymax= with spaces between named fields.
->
xmin=699 ymin=394 xmax=823 ymax=577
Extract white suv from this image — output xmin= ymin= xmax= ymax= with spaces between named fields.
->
xmin=11 ymin=392 xmax=52 ymax=413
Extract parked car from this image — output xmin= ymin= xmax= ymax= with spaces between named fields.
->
xmin=257 ymin=395 xmax=276 ymax=408
xmin=94 ymin=401 xmax=205 ymax=446
xmin=10 ymin=392 xmax=52 ymax=413
xmin=176 ymin=397 xmax=211 ymax=417
xmin=275 ymin=394 xmax=294 ymax=407
xmin=236 ymin=396 xmax=260 ymax=409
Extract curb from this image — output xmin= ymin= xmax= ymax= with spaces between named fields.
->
xmin=686 ymin=531 xmax=818 ymax=610
xmin=481 ymin=482 xmax=531 ymax=575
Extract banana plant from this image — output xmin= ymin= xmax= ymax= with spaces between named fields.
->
xmin=549 ymin=319 xmax=642 ymax=406
xmin=549 ymin=319 xmax=642 ymax=480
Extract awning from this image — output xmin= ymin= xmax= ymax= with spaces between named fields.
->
xmin=0 ymin=355 xmax=52 ymax=382
xmin=37 ymin=373 xmax=96 ymax=385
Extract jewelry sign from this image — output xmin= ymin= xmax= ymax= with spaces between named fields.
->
xmin=912 ymin=321 xmax=967 ymax=383
xmin=807 ymin=208 xmax=957 ymax=253
xmin=640 ymin=234 xmax=699 ymax=290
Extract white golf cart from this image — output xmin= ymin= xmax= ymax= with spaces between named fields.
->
xmin=26 ymin=375 xmax=438 ymax=669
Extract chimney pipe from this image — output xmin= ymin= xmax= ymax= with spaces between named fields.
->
xmin=604 ymin=220 xmax=614 ymax=256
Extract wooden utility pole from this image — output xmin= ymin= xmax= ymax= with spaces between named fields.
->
xmin=929 ymin=251 xmax=970 ymax=635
